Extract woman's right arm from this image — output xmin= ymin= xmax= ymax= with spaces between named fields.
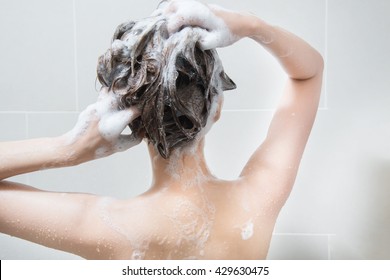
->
xmin=0 ymin=91 xmax=141 ymax=258
xmin=0 ymin=90 xmax=141 ymax=181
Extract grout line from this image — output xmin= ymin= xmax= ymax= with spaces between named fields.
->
xmin=24 ymin=113 xmax=29 ymax=139
xmin=273 ymin=232 xmax=336 ymax=237
xmin=0 ymin=111 xmax=80 ymax=114
xmin=25 ymin=113 xmax=30 ymax=139
xmin=327 ymin=234 xmax=332 ymax=260
xmin=223 ymin=107 xmax=329 ymax=113
xmin=72 ymin=0 xmax=80 ymax=111
xmin=324 ymin=0 xmax=329 ymax=109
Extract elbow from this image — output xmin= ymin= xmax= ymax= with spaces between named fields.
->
xmin=291 ymin=51 xmax=324 ymax=81
xmin=311 ymin=51 xmax=324 ymax=78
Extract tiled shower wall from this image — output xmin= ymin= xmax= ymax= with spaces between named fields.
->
xmin=0 ymin=0 xmax=389 ymax=259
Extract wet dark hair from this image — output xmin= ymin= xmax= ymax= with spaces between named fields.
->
xmin=97 ymin=17 xmax=235 ymax=158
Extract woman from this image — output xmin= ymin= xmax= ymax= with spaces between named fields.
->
xmin=0 ymin=0 xmax=323 ymax=259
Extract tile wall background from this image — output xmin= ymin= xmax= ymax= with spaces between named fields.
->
xmin=0 ymin=0 xmax=389 ymax=259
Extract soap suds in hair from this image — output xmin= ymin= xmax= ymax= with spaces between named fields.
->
xmin=97 ymin=11 xmax=236 ymax=159
xmin=157 ymin=0 xmax=240 ymax=50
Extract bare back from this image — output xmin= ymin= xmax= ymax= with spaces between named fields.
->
xmin=84 ymin=178 xmax=280 ymax=260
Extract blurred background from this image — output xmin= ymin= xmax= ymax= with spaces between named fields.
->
xmin=0 ymin=0 xmax=389 ymax=259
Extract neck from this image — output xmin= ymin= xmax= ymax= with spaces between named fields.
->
xmin=147 ymin=138 xmax=214 ymax=192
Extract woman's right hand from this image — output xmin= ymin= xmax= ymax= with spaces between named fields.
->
xmin=159 ymin=0 xmax=257 ymax=50
xmin=63 ymin=89 xmax=142 ymax=165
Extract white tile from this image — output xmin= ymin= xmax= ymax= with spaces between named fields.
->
xmin=268 ymin=234 xmax=329 ymax=260
xmin=0 ymin=113 xmax=27 ymax=141
xmin=205 ymin=110 xmax=273 ymax=180
xmin=326 ymin=155 xmax=390 ymax=259
xmin=0 ymin=0 xmax=77 ymax=111
xmin=329 ymin=230 xmax=390 ymax=260
xmin=27 ymin=113 xmax=78 ymax=138
xmin=327 ymin=0 xmax=390 ymax=111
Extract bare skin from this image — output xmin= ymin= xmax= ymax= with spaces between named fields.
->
xmin=0 ymin=0 xmax=323 ymax=260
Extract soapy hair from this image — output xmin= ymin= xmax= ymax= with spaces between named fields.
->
xmin=97 ymin=16 xmax=236 ymax=159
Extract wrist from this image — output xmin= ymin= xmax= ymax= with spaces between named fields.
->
xmin=53 ymin=135 xmax=79 ymax=167
xmin=249 ymin=18 xmax=275 ymax=44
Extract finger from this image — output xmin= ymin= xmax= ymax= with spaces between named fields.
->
xmin=198 ymin=31 xmax=221 ymax=50
xmin=66 ymin=104 xmax=98 ymax=142
xmin=198 ymin=29 xmax=238 ymax=50
xmin=78 ymin=103 xmax=97 ymax=121
xmin=99 ymin=108 xmax=140 ymax=141
xmin=166 ymin=16 xmax=185 ymax=34
xmin=158 ymin=0 xmax=170 ymax=9
xmin=119 ymin=106 xmax=141 ymax=123
xmin=95 ymin=91 xmax=119 ymax=115
xmin=151 ymin=0 xmax=170 ymax=16
xmin=164 ymin=1 xmax=211 ymax=34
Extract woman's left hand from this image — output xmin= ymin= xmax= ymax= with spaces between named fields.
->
xmin=157 ymin=0 xmax=253 ymax=50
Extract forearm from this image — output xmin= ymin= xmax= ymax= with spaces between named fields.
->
xmin=164 ymin=1 xmax=323 ymax=79
xmin=0 ymin=91 xmax=142 ymax=181
xmin=249 ymin=17 xmax=323 ymax=80
xmin=213 ymin=8 xmax=323 ymax=79
xmin=0 ymin=136 xmax=72 ymax=180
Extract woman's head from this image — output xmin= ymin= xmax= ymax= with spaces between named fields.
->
xmin=97 ymin=15 xmax=235 ymax=159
